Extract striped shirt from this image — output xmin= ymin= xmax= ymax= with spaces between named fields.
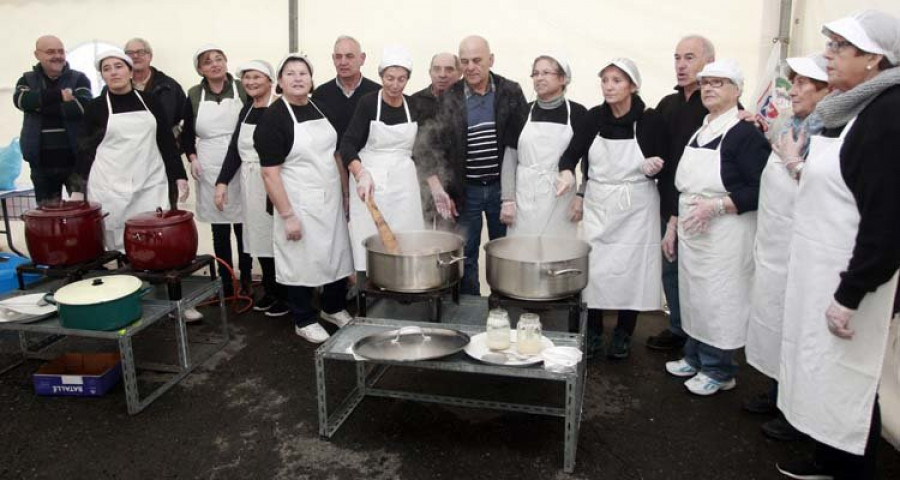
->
xmin=465 ymin=88 xmax=499 ymax=182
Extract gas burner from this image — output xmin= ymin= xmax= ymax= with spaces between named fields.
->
xmin=15 ymin=250 xmax=125 ymax=290
xmin=358 ymin=279 xmax=460 ymax=322
xmin=116 ymin=255 xmax=216 ymax=301
xmin=488 ymin=292 xmax=585 ymax=334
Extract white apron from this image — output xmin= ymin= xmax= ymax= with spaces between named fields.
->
xmin=195 ymin=85 xmax=243 ymax=223
xmin=778 ymin=118 xmax=899 ymax=455
xmin=675 ymin=118 xmax=757 ymax=350
xmin=581 ymin=123 xmax=661 ymax=310
xmin=348 ymin=92 xmax=424 ymax=271
xmin=88 ymin=91 xmax=169 ymax=252
xmin=508 ymin=101 xmax=576 ymax=237
xmin=237 ymin=100 xmax=274 ymax=257
xmin=273 ymin=98 xmax=353 ymax=286
xmin=745 ymin=150 xmax=799 ymax=379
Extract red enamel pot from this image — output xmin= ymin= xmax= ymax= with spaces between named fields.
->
xmin=124 ymin=208 xmax=198 ymax=271
xmin=23 ymin=200 xmax=106 ymax=266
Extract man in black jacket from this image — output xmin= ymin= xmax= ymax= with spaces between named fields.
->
xmin=422 ymin=35 xmax=527 ymax=295
xmin=125 ymin=37 xmax=188 ymax=206
xmin=13 ymin=35 xmax=92 ymax=204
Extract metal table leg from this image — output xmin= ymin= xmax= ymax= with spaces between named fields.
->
xmin=1 ymin=198 xmax=24 ymax=257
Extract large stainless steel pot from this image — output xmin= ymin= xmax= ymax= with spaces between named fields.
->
xmin=485 ymin=236 xmax=591 ymax=300
xmin=365 ymin=231 xmax=464 ymax=292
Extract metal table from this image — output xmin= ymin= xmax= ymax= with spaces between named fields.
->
xmin=0 ymin=185 xmax=34 ymax=256
xmin=0 ymin=276 xmax=228 ymax=414
xmin=315 ymin=316 xmax=587 ymax=472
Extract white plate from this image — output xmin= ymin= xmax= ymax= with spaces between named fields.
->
xmin=464 ymin=331 xmax=554 ymax=366
xmin=0 ymin=293 xmax=58 ymax=323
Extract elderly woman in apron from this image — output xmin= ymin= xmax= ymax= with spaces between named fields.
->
xmin=214 ymin=60 xmax=289 ymax=317
xmin=75 ymin=49 xmax=188 ymax=251
xmin=775 ymin=11 xmax=900 ymax=479
xmin=181 ymin=45 xmax=251 ymax=298
xmin=558 ymin=59 xmax=667 ymax=359
xmin=341 ymin=46 xmax=424 ymax=275
xmin=257 ymin=54 xmax=353 ymax=344
xmin=499 ymin=54 xmax=586 ymax=236
xmin=662 ymin=59 xmax=770 ymax=395
xmin=741 ymin=54 xmax=829 ymax=442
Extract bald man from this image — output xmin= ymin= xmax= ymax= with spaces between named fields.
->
xmin=422 ymin=35 xmax=527 ymax=295
xmin=412 ymin=52 xmax=461 ymax=120
xmin=312 ymin=35 xmax=380 ymax=143
xmin=14 ymin=35 xmax=92 ymax=204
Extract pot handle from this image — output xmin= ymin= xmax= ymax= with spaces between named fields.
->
xmin=42 ymin=293 xmax=57 ymax=306
xmin=437 ymin=255 xmax=466 ymax=267
xmin=546 ymin=268 xmax=582 ymax=277
xmin=391 ymin=326 xmax=431 ymax=343
xmin=138 ymin=286 xmax=153 ymax=297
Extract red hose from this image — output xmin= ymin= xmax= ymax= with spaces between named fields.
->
xmin=197 ymin=255 xmax=254 ymax=314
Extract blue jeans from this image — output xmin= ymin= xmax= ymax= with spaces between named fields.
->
xmin=286 ymin=278 xmax=347 ymax=328
xmin=662 ymin=221 xmax=685 ymax=337
xmin=458 ymin=182 xmax=506 ymax=295
xmin=683 ymin=336 xmax=737 ymax=382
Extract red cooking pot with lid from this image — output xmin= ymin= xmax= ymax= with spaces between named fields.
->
xmin=23 ymin=200 xmax=106 ymax=266
xmin=124 ymin=207 xmax=198 ymax=271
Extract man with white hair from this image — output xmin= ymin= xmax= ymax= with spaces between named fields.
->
xmin=312 ymin=35 xmax=380 ymax=143
xmin=14 ymin=35 xmax=92 ymax=204
xmin=647 ymin=34 xmax=717 ymax=352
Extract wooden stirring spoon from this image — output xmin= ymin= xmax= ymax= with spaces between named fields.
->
xmin=365 ymin=196 xmax=400 ymax=254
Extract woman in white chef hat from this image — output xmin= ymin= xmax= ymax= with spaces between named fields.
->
xmin=75 ymin=49 xmax=189 ymax=252
xmin=774 ymin=10 xmax=900 ymax=480
xmin=742 ymin=53 xmax=829 ymax=441
xmin=340 ymin=45 xmax=425 ymax=273
xmin=181 ymin=44 xmax=252 ymax=299
xmin=213 ymin=60 xmax=289 ymax=316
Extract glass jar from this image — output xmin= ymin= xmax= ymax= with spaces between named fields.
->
xmin=516 ymin=313 xmax=543 ymax=355
xmin=485 ymin=308 xmax=511 ymax=351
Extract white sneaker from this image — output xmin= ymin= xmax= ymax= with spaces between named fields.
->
xmin=184 ymin=307 xmax=204 ymax=323
xmin=320 ymin=310 xmax=352 ymax=328
xmin=665 ymin=358 xmax=698 ymax=377
xmin=295 ymin=323 xmax=330 ymax=343
xmin=684 ymin=372 xmax=737 ymax=396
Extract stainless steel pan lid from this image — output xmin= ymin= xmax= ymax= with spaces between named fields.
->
xmin=353 ymin=326 xmax=470 ymax=361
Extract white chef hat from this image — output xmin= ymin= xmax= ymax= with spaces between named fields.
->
xmin=95 ymin=48 xmax=133 ymax=71
xmin=193 ymin=44 xmax=226 ymax=73
xmin=697 ymin=58 xmax=744 ymax=91
xmin=599 ymin=58 xmax=641 ymax=90
xmin=276 ymin=52 xmax=314 ymax=78
xmin=378 ymin=45 xmax=413 ymax=75
xmin=786 ymin=54 xmax=829 ymax=83
xmin=236 ymin=60 xmax=275 ymax=83
xmin=535 ymin=53 xmax=572 ymax=85
xmin=823 ymin=10 xmax=900 ymax=64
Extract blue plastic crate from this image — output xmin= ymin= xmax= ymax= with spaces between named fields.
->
xmin=0 ymin=253 xmax=40 ymax=294
xmin=33 ymin=353 xmax=122 ymax=397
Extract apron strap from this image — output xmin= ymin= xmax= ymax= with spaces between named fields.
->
xmin=838 ymin=117 xmax=858 ymax=141
xmin=375 ymin=90 xmax=412 ymax=124
xmin=527 ymin=99 xmax=571 ymax=127
xmin=282 ymin=96 xmax=298 ymax=123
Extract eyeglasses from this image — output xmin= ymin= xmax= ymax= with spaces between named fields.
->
xmin=125 ymin=49 xmax=151 ymax=57
xmin=530 ymin=70 xmax=560 ymax=78
xmin=37 ymin=49 xmax=65 ymax=56
xmin=698 ymin=78 xmax=732 ymax=88
xmin=825 ymin=40 xmax=853 ymax=53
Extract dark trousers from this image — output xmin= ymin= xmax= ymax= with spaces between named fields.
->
xmin=813 ymin=397 xmax=881 ymax=480
xmin=286 ymin=278 xmax=347 ymax=328
xmin=458 ymin=182 xmax=506 ymax=295
xmin=661 ymin=221 xmax=685 ymax=337
xmin=211 ymin=223 xmax=252 ymax=296
xmin=258 ymin=257 xmax=284 ymax=300
xmin=587 ymin=309 xmax=639 ymax=337
xmin=31 ymin=166 xmax=76 ymax=205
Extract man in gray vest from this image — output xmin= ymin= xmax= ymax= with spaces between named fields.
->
xmin=13 ymin=35 xmax=92 ymax=204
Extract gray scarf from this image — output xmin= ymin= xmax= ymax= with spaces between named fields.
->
xmin=815 ymin=67 xmax=900 ymax=128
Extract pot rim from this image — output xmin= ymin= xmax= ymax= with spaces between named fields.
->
xmin=53 ymin=275 xmax=143 ymax=305
xmin=364 ymin=231 xmax=464 ymax=258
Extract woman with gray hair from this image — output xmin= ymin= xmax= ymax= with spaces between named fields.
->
xmin=776 ymin=10 xmax=900 ymax=480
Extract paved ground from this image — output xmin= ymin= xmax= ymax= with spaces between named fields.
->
xmin=1 ymin=290 xmax=898 ymax=479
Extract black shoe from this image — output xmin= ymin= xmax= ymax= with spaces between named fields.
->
xmin=253 ymin=294 xmax=278 ymax=312
xmin=763 ymin=416 xmax=806 ymax=442
xmin=743 ymin=391 xmax=777 ymax=414
xmin=265 ymin=300 xmax=290 ymax=317
xmin=585 ymin=332 xmax=604 ymax=359
xmin=607 ymin=329 xmax=632 ymax=360
xmin=645 ymin=329 xmax=686 ymax=351
xmin=776 ymin=458 xmax=833 ymax=479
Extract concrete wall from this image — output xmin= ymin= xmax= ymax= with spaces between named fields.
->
xmin=1 ymin=0 xmax=896 ymax=269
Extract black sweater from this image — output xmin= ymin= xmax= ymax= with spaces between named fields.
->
xmin=338 ymin=91 xmax=426 ymax=167
xmin=828 ymin=85 xmax=900 ymax=310
xmin=254 ymin=99 xmax=334 ymax=167
xmin=312 ymin=76 xmax=380 ymax=144
xmin=559 ymin=95 xmax=669 ymax=185
xmin=655 ymin=86 xmax=708 ymax=219
xmin=77 ymin=89 xmax=187 ymax=184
